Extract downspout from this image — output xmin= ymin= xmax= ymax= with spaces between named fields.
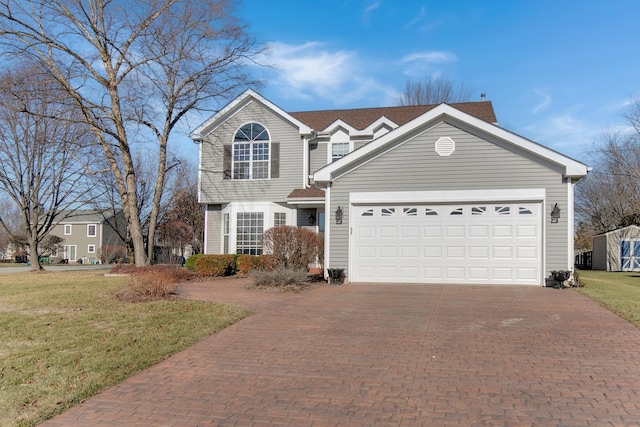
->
xmin=302 ymin=133 xmax=310 ymax=188
xmin=568 ymin=177 xmax=576 ymax=272
xmin=324 ymin=182 xmax=331 ymax=281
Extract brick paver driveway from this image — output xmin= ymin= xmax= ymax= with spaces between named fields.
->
xmin=43 ymin=280 xmax=640 ymax=426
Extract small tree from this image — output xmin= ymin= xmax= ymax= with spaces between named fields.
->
xmin=261 ymin=226 xmax=322 ymax=270
xmin=398 ymin=76 xmax=475 ymax=106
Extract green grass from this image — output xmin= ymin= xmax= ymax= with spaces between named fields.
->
xmin=0 ymin=271 xmax=250 ymax=427
xmin=576 ymin=270 xmax=640 ymax=329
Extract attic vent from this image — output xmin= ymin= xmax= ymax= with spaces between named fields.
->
xmin=435 ymin=137 xmax=455 ymax=157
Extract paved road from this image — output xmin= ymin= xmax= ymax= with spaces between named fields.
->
xmin=43 ymin=280 xmax=640 ymax=426
xmin=0 ymin=264 xmax=111 ymax=274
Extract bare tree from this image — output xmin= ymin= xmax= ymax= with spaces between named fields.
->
xmin=0 ymin=65 xmax=93 ymax=270
xmin=576 ymin=98 xmax=640 ymax=234
xmin=398 ymin=76 xmax=475 ymax=106
xmin=0 ymin=0 xmax=261 ymax=266
xmin=157 ymin=159 xmax=204 ymax=257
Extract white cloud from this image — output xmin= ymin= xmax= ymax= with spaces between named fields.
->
xmin=404 ymin=6 xmax=426 ymax=29
xmin=522 ymin=114 xmax=598 ymax=161
xmin=400 ymin=51 xmax=456 ymax=64
xmin=364 ymin=1 xmax=380 ymax=14
xmin=532 ymin=89 xmax=552 ymax=114
xmin=399 ymin=50 xmax=457 ymax=77
xmin=261 ymin=41 xmax=394 ymax=106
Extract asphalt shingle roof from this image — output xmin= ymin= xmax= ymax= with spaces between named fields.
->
xmin=289 ymin=101 xmax=497 ymax=132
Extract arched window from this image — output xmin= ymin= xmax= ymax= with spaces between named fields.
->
xmin=233 ymin=123 xmax=270 ymax=180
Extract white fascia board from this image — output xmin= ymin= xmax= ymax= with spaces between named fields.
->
xmin=321 ymin=117 xmax=399 ymax=138
xmin=350 ymin=188 xmax=546 ymax=205
xmin=189 ymin=89 xmax=312 ymax=140
xmin=314 ymin=104 xmax=589 ymax=182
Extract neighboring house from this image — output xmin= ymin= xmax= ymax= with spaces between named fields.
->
xmin=49 ymin=210 xmax=127 ymax=264
xmin=191 ymin=89 xmax=589 ymax=286
xmin=592 ymin=225 xmax=640 ymax=271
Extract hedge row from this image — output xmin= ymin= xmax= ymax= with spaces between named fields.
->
xmin=185 ymin=254 xmax=277 ymax=276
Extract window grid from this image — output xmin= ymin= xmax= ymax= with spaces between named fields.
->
xmin=332 ymin=142 xmax=350 ymax=161
xmin=88 ymin=244 xmax=96 ymax=254
xmin=233 ymin=124 xmax=270 ymax=180
xmin=236 ymin=212 xmax=264 ymax=255
xmin=87 ymin=224 xmax=97 ymax=237
xmin=274 ymin=212 xmax=286 ymax=227
xmin=64 ymin=224 xmax=72 ymax=235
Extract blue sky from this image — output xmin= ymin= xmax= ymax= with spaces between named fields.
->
xmin=186 ymin=1 xmax=640 ymax=165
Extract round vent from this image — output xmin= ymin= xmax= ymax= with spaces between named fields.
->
xmin=435 ymin=136 xmax=455 ymax=157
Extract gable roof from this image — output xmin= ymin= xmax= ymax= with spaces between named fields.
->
xmin=58 ymin=209 xmax=120 ymax=223
xmin=189 ymin=89 xmax=312 ymax=140
xmin=314 ymin=103 xmax=589 ymax=182
xmin=593 ymin=225 xmax=640 ymax=237
xmin=290 ymin=102 xmax=497 ymax=132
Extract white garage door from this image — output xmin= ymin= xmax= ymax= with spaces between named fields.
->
xmin=351 ymin=203 xmax=542 ymax=285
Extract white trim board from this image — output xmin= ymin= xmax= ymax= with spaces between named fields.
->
xmin=349 ymin=189 xmax=546 ymax=205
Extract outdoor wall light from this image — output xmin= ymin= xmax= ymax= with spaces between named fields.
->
xmin=335 ymin=206 xmax=343 ymax=224
xmin=550 ymin=203 xmax=560 ymax=223
xmin=308 ymin=214 xmax=316 ymax=225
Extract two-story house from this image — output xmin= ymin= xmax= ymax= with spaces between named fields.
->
xmin=191 ymin=89 xmax=588 ymax=286
xmin=49 ymin=210 xmax=127 ymax=264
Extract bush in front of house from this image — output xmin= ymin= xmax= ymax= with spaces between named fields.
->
xmin=261 ymin=226 xmax=322 ymax=270
xmin=249 ymin=266 xmax=309 ymax=289
xmin=236 ymin=254 xmax=260 ymax=275
xmin=114 ymin=265 xmax=193 ymax=302
xmin=185 ymin=254 xmax=204 ymax=271
xmin=258 ymin=254 xmax=278 ymax=271
xmin=194 ymin=254 xmax=235 ymax=276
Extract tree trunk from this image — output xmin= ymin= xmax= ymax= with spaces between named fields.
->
xmin=28 ymin=236 xmax=43 ymax=272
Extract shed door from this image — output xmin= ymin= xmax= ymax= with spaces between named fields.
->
xmin=620 ymin=240 xmax=640 ymax=271
xmin=351 ymin=203 xmax=542 ymax=285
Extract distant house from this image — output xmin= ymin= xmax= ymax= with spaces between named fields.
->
xmin=49 ymin=210 xmax=127 ymax=264
xmin=592 ymin=225 xmax=640 ymax=271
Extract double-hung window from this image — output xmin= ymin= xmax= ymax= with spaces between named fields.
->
xmin=87 ymin=224 xmax=97 ymax=237
xmin=233 ymin=123 xmax=270 ymax=180
xmin=331 ymin=142 xmax=350 ymax=162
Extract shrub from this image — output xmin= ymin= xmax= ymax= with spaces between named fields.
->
xmin=258 ymin=254 xmax=278 ymax=271
xmin=261 ymin=226 xmax=323 ymax=270
xmin=114 ymin=265 xmax=192 ymax=302
xmin=185 ymin=254 xmax=204 ymax=271
xmin=249 ymin=266 xmax=309 ymax=288
xmin=194 ymin=254 xmax=235 ymax=276
xmin=236 ymin=254 xmax=260 ymax=275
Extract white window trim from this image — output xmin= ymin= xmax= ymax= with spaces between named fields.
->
xmin=326 ymin=140 xmax=354 ymax=164
xmin=220 ymin=202 xmax=294 ymax=254
xmin=87 ymin=224 xmax=97 ymax=237
xmin=232 ymin=122 xmax=271 ymax=180
xmin=64 ymin=224 xmax=72 ymax=235
xmin=88 ymin=244 xmax=96 ymax=254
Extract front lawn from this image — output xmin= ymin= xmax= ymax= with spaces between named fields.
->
xmin=0 ymin=271 xmax=250 ymax=427
xmin=576 ymin=270 xmax=640 ymax=329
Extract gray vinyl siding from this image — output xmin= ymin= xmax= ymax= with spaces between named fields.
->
xmin=200 ymin=101 xmax=303 ymax=204
xmin=205 ymin=205 xmax=222 ymax=254
xmin=327 ymin=121 xmax=570 ymax=281
xmin=309 ymin=142 xmax=327 ymax=175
